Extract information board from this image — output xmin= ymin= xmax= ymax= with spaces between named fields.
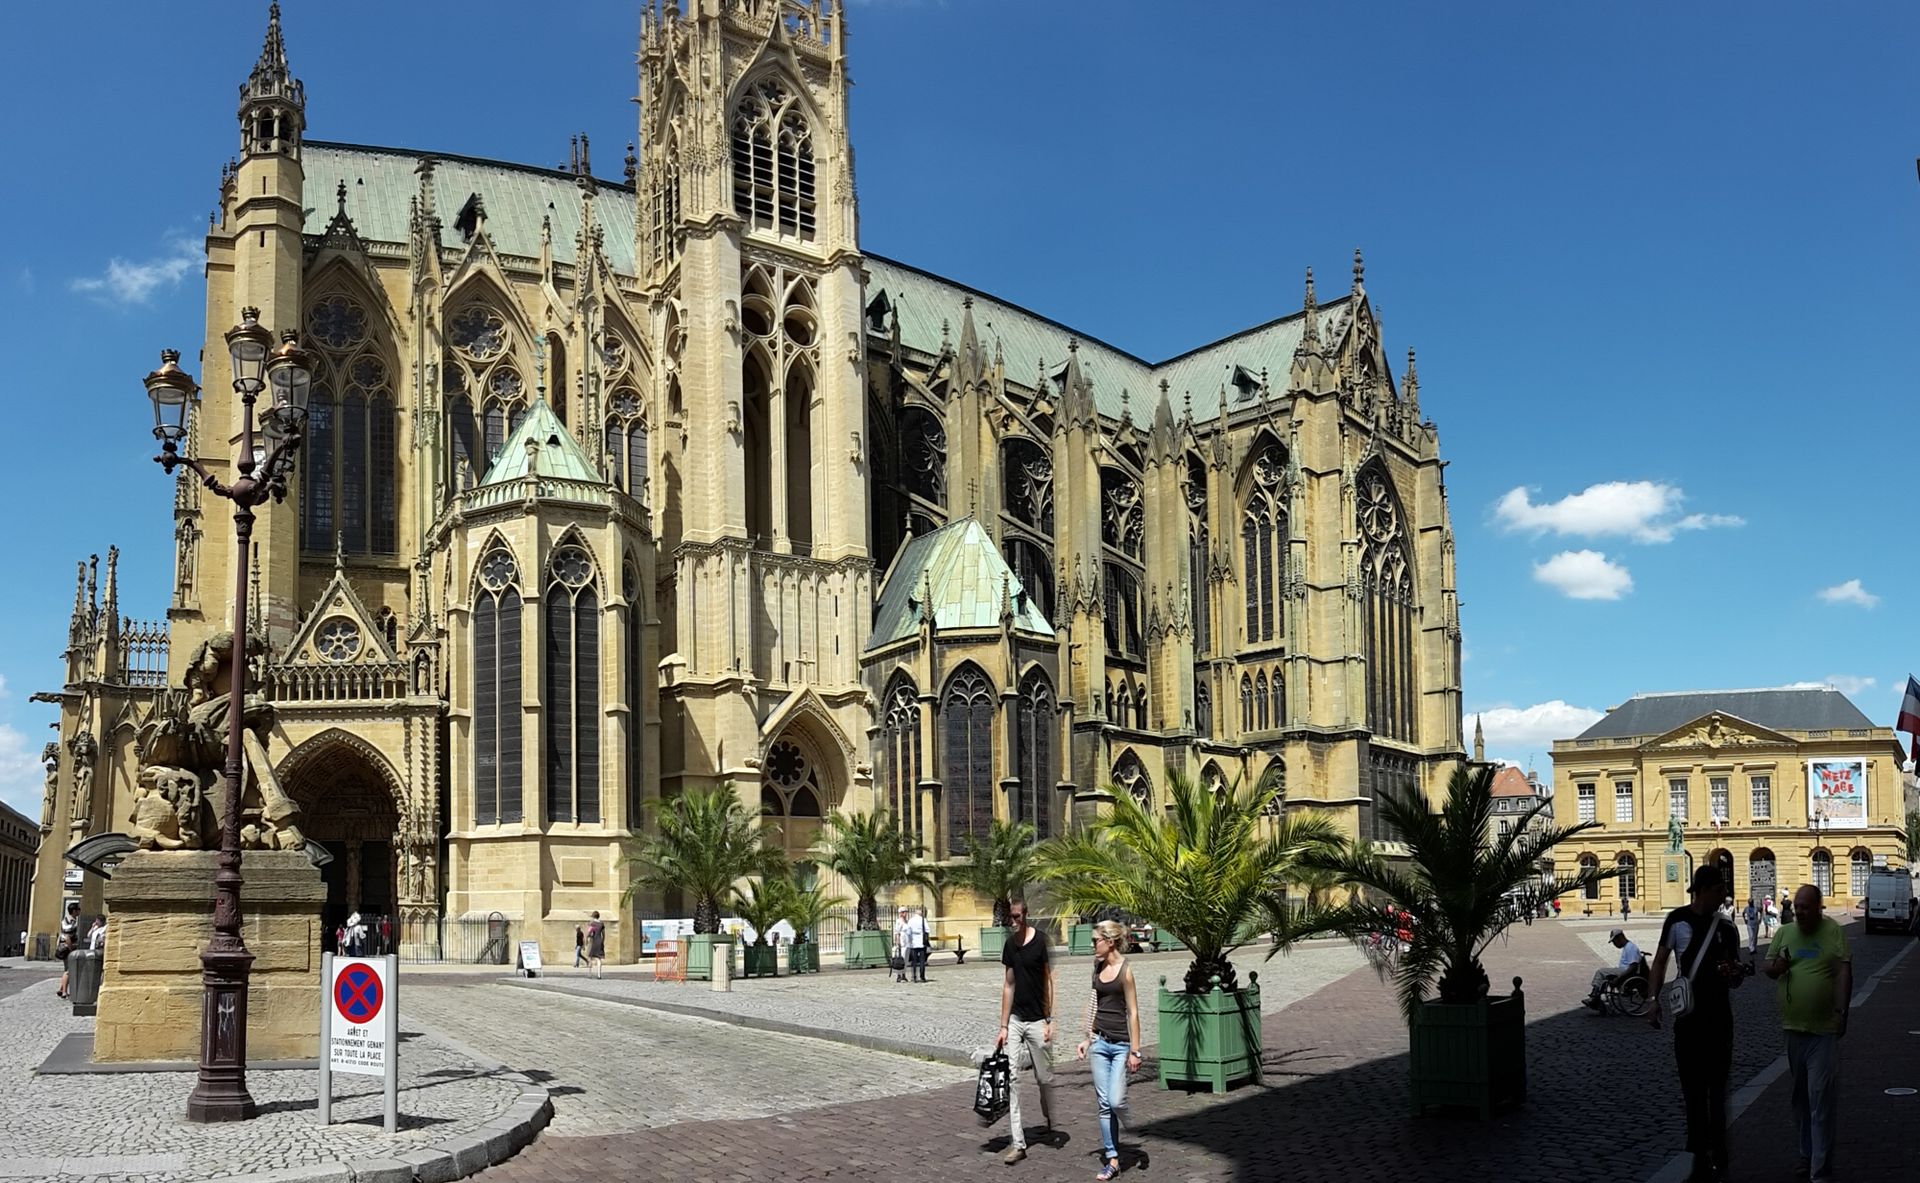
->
xmin=518 ymin=939 xmax=544 ymax=976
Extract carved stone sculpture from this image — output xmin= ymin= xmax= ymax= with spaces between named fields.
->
xmin=68 ymin=730 xmax=98 ymax=835
xmin=130 ymin=767 xmax=196 ymax=850
xmin=39 ymin=741 xmax=59 ymax=833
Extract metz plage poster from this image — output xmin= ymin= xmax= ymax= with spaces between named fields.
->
xmin=1806 ymin=758 xmax=1868 ymax=827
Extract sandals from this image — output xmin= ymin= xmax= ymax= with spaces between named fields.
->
xmin=1096 ymin=1163 xmax=1119 ymax=1181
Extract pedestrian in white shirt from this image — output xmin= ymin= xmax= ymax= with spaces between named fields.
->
xmin=907 ymin=906 xmax=930 ymax=982
xmin=1582 ymin=928 xmax=1642 ymax=1011
xmin=892 ymin=906 xmax=912 ymax=983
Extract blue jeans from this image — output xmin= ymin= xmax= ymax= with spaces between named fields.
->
xmin=1089 ymin=1036 xmax=1130 ymax=1162
xmin=1787 ymin=1031 xmax=1839 ymax=1179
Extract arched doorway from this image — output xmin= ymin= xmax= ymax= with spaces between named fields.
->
xmin=1748 ymin=848 xmax=1776 ymax=905
xmin=279 ymin=734 xmax=404 ymax=951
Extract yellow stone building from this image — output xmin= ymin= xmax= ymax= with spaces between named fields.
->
xmin=1549 ymin=687 xmax=1910 ymax=915
xmin=28 ymin=2 xmax=1467 ymax=959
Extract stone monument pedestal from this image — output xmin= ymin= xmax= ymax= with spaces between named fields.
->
xmin=96 ymin=849 xmax=326 ymax=1063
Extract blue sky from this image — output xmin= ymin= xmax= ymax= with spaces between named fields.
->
xmin=0 ymin=0 xmax=1915 ymax=813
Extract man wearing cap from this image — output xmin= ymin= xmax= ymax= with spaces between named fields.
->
xmin=1648 ymin=864 xmax=1747 ymax=1183
xmin=1581 ymin=927 xmax=1643 ymax=1012
xmin=892 ymin=905 xmax=912 ymax=983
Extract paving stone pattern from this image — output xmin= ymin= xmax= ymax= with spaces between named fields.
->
xmin=507 ymin=940 xmax=1372 ymax=1062
xmin=0 ymin=984 xmax=529 ymax=1182
xmin=468 ymin=922 xmax=1914 ymax=1183
xmin=401 ymin=981 xmax=970 ymax=1135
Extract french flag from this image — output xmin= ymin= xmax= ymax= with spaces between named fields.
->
xmin=1898 ymin=675 xmax=1920 ymax=767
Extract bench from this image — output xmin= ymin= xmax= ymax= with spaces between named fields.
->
xmin=927 ymin=933 xmax=969 ymax=964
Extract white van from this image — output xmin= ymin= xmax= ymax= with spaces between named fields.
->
xmin=1863 ymin=868 xmax=1913 ymax=933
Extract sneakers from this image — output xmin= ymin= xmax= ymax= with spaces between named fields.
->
xmin=1004 ymin=1146 xmax=1027 ymax=1165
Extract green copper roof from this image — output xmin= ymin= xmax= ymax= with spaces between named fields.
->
xmin=460 ymin=399 xmax=611 ymax=512
xmin=868 ymin=518 xmax=1053 ymax=650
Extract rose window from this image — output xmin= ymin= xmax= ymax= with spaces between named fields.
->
xmin=1359 ymin=475 xmax=1400 ymax=544
xmin=488 ymin=367 xmax=524 ymax=400
xmin=479 ymin=551 xmax=518 ymax=591
xmin=551 ymin=546 xmax=593 ymax=587
xmin=449 ymin=306 xmax=507 ymax=360
xmin=308 ymin=296 xmax=367 ymax=350
xmin=316 ymin=618 xmax=362 ymax=663
xmin=768 ymin=740 xmax=806 ymax=787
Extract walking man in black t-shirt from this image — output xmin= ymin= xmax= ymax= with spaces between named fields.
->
xmin=993 ymin=897 xmax=1055 ymax=1164
xmin=1648 ymin=864 xmax=1748 ymax=1183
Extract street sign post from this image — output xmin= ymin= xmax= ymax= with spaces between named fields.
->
xmin=318 ymin=953 xmax=398 ymax=1133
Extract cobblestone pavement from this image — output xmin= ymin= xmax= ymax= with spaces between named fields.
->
xmin=506 ymin=939 xmax=1371 ymax=1062
xmin=0 ymin=961 xmax=59 ymax=1004
xmin=0 ymin=982 xmax=528 ymax=1181
xmin=465 ymin=920 xmax=1913 ymax=1182
xmin=402 ymin=980 xmax=969 ymax=1135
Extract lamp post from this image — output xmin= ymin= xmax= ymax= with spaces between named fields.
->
xmin=145 ymin=307 xmax=312 ymax=1123
xmin=1810 ymin=801 xmax=1830 ymax=895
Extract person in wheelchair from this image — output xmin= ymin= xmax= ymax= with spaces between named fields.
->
xmin=1583 ymin=927 xmax=1644 ymax=1012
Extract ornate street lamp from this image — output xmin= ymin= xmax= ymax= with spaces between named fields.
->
xmin=143 ymin=306 xmax=311 ymax=1123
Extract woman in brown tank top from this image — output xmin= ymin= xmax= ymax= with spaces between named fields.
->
xmin=1074 ymin=920 xmax=1141 ymax=1179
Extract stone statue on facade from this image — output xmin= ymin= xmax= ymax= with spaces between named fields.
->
xmin=39 ymin=741 xmax=59 ymax=833
xmin=1666 ymin=813 xmax=1685 ymax=854
xmin=68 ymin=730 xmax=98 ymax=835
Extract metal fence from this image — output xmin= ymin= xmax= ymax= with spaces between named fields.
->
xmin=328 ymin=913 xmax=515 ymax=965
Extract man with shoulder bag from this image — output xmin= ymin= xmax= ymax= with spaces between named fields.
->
xmin=1648 ymin=865 xmax=1749 ymax=1183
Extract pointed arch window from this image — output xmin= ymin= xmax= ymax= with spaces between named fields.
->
xmin=1014 ymin=670 xmax=1055 ymax=840
xmin=1003 ymin=438 xmax=1054 ymax=536
xmin=942 ymin=667 xmax=996 ymax=857
xmin=473 ymin=548 xmax=523 ymax=825
xmin=1359 ymin=465 xmax=1416 ymax=743
xmin=1240 ymin=443 xmax=1286 ymax=645
xmin=605 ymin=385 xmax=649 ymax=499
xmin=544 ymin=543 xmax=601 ymax=825
xmin=1256 ymin=760 xmax=1286 ymax=817
xmin=443 ymin=300 xmax=527 ymax=491
xmin=1112 ymin=752 xmax=1151 ymax=812
xmin=303 ymin=294 xmax=397 ymax=555
xmin=1104 ymin=564 xmax=1142 ymax=658
xmin=1255 ymin=671 xmax=1270 ymax=731
xmin=1269 ymin=668 xmax=1284 ymax=731
xmin=1003 ymin=537 xmax=1054 ymax=624
xmin=1240 ymin=675 xmax=1254 ymax=733
xmin=882 ymin=675 xmax=922 ymax=839
xmin=623 ymin=560 xmax=643 ymax=828
xmin=1194 ymin=675 xmax=1213 ymax=740
xmin=731 ymin=78 xmax=816 ymax=239
xmin=1187 ymin=456 xmax=1210 ymax=654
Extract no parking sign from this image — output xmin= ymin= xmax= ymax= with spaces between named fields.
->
xmin=319 ymin=953 xmax=398 ymax=1132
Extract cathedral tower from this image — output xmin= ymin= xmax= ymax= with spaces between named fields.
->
xmin=638 ymin=1 xmax=874 ymax=829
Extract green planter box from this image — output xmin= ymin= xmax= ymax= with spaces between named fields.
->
xmin=1157 ymin=974 xmax=1261 ymax=1093
xmin=844 ymin=928 xmax=891 ymax=969
xmin=742 ymin=942 xmax=779 ymax=979
xmin=683 ymin=933 xmax=737 ymax=981
xmin=1153 ymin=927 xmax=1186 ymax=952
xmin=787 ymin=940 xmax=820 ymax=975
xmin=1407 ymin=982 xmax=1528 ymax=1118
xmin=1068 ymin=924 xmax=1095 ymax=956
xmin=977 ymin=926 xmax=1012 ymax=960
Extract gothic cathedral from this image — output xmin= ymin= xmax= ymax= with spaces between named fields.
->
xmin=28 ymin=2 xmax=1466 ymax=958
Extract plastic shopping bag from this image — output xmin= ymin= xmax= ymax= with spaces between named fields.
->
xmin=972 ymin=1051 xmax=1011 ymax=1124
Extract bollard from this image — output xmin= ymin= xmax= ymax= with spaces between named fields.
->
xmin=69 ymin=949 xmax=104 ymax=1017
xmin=711 ymin=942 xmax=733 ymax=992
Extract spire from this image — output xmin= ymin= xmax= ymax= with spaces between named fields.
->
xmin=1351 ymin=247 xmax=1365 ymax=296
xmin=1403 ymin=347 xmax=1420 ymax=414
xmin=624 ymin=142 xmax=638 ymax=187
xmin=240 ymin=1 xmax=305 ymax=155
xmin=1473 ymin=714 xmax=1485 ymax=763
xmin=955 ymin=296 xmax=983 ymax=385
xmin=1295 ymin=266 xmax=1320 ymax=356
xmin=1150 ymin=379 xmax=1176 ymax=463
xmin=101 ymin=546 xmax=120 ymax=624
xmin=68 ymin=559 xmax=88 ymax=642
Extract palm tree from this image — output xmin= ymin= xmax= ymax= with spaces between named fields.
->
xmin=1274 ymin=763 xmax=1615 ymax=1022
xmin=952 ymin=819 xmax=1042 ymax=928
xmin=783 ymin=877 xmax=848 ymax=945
xmin=815 ymin=808 xmax=934 ymax=930
xmin=1038 ymin=770 xmax=1340 ymax=995
xmin=731 ymin=870 xmax=797 ymax=947
xmin=620 ymin=785 xmax=777 ymax=934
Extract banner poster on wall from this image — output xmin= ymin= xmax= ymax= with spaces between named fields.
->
xmin=1805 ymin=758 xmax=1868 ymax=828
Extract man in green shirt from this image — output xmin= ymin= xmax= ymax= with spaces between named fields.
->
xmin=1764 ymin=883 xmax=1851 ymax=1183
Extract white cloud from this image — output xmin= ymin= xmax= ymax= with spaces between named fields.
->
xmin=0 ymin=722 xmax=44 ymax=819
xmin=1821 ymin=674 xmax=1877 ymax=697
xmin=1817 ymin=579 xmax=1878 ymax=608
xmin=71 ymin=233 xmax=200 ymax=306
xmin=1473 ymin=700 xmax=1606 ymax=762
xmin=1494 ymin=481 xmax=1743 ymax=544
xmin=1532 ymin=549 xmax=1633 ymax=600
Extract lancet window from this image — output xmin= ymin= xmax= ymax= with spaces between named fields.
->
xmin=942 ymin=666 xmax=996 ymax=857
xmin=302 ymin=292 xmax=397 ymax=555
xmin=881 ymin=674 xmax=922 ymax=838
xmin=473 ymin=547 xmax=523 ymax=825
xmin=1013 ymin=670 xmax=1056 ymax=840
xmin=731 ymin=78 xmax=816 ymax=239
xmin=544 ymin=543 xmax=601 ymax=825
xmin=741 ymin=266 xmax=821 ymax=550
xmin=1112 ymin=752 xmax=1151 ymax=811
xmin=1103 ymin=564 xmax=1142 ymax=659
xmin=623 ymin=560 xmax=643 ymax=826
xmin=1241 ymin=442 xmax=1287 ymax=645
xmin=1187 ymin=455 xmax=1210 ymax=655
xmin=1359 ymin=465 xmax=1416 ymax=743
xmin=443 ymin=298 xmax=527 ymax=491
xmin=600 ymin=327 xmax=649 ymax=500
